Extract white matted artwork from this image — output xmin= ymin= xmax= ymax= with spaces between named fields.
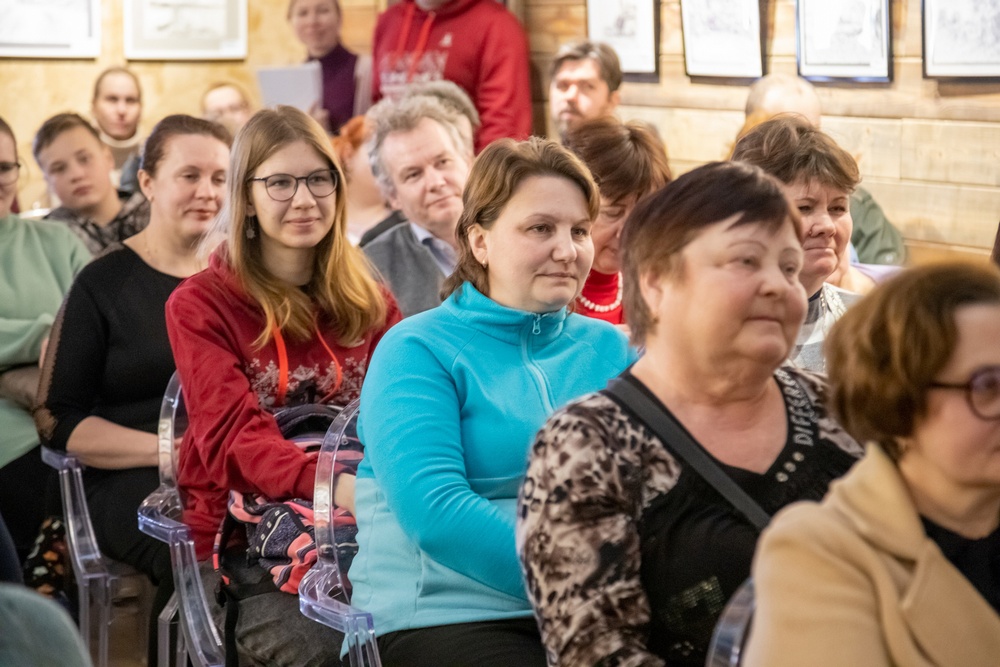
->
xmin=0 ymin=0 xmax=100 ymax=58
xmin=586 ymin=0 xmax=658 ymax=75
xmin=924 ymin=0 xmax=1000 ymax=78
xmin=797 ymin=0 xmax=891 ymax=82
xmin=124 ymin=0 xmax=247 ymax=60
xmin=679 ymin=0 xmax=762 ymax=78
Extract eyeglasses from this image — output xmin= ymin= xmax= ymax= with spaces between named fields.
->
xmin=929 ymin=366 xmax=1000 ymax=420
xmin=248 ymin=168 xmax=338 ymax=202
xmin=0 ymin=161 xmax=20 ymax=186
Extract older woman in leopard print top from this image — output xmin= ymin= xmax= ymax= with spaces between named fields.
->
xmin=516 ymin=162 xmax=863 ymax=667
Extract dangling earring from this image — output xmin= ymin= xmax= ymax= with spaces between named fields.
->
xmin=245 ymin=216 xmax=257 ymax=239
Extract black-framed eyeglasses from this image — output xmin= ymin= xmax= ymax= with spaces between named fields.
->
xmin=0 ymin=161 xmax=20 ymax=186
xmin=928 ymin=366 xmax=1000 ymax=420
xmin=248 ymin=168 xmax=339 ymax=202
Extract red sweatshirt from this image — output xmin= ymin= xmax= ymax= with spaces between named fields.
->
xmin=165 ymin=250 xmax=401 ymax=558
xmin=371 ymin=0 xmax=532 ymax=152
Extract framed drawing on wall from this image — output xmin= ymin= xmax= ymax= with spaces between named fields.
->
xmin=797 ymin=0 xmax=892 ymax=82
xmin=124 ymin=0 xmax=247 ymax=60
xmin=587 ymin=0 xmax=658 ymax=76
xmin=924 ymin=0 xmax=1000 ymax=78
xmin=679 ymin=0 xmax=763 ymax=78
xmin=0 ymin=0 xmax=100 ymax=58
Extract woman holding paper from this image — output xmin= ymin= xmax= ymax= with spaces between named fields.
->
xmin=288 ymin=0 xmax=371 ymax=133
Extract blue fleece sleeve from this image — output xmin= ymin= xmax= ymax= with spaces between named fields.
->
xmin=358 ymin=328 xmax=526 ymax=600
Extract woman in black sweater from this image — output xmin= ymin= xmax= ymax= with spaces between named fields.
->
xmin=35 ymin=115 xmax=231 ymax=663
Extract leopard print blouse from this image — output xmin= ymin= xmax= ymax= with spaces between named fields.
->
xmin=516 ymin=367 xmax=863 ymax=667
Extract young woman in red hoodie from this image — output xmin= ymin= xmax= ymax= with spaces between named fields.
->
xmin=166 ymin=105 xmax=400 ymax=665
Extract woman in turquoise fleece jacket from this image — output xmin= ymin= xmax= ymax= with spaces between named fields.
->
xmin=351 ymin=137 xmax=636 ymax=666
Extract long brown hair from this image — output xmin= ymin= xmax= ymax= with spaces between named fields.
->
xmin=212 ymin=106 xmax=387 ymax=348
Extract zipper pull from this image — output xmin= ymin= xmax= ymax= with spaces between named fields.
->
xmin=532 ymin=314 xmax=542 ymax=335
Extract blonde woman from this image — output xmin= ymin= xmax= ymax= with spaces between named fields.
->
xmin=166 ymin=106 xmax=400 ymax=665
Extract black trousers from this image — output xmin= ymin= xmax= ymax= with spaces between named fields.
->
xmin=378 ymin=618 xmax=547 ymax=667
xmin=0 ymin=445 xmax=56 ymax=563
xmin=87 ymin=467 xmax=174 ymax=667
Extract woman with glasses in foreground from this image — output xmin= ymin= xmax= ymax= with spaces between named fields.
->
xmin=166 ymin=106 xmax=400 ymax=665
xmin=745 ymin=262 xmax=1000 ymax=667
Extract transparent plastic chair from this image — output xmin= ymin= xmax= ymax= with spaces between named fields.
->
xmin=137 ymin=371 xmax=224 ymax=667
xmin=40 ymin=445 xmax=137 ymax=667
xmin=298 ymin=398 xmax=381 ymax=667
xmin=706 ymin=578 xmax=755 ymax=667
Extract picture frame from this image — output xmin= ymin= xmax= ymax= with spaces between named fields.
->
xmin=797 ymin=0 xmax=892 ymax=82
xmin=124 ymin=0 xmax=247 ymax=61
xmin=586 ymin=0 xmax=659 ymax=76
xmin=679 ymin=0 xmax=764 ymax=79
xmin=923 ymin=0 xmax=1000 ymax=79
xmin=0 ymin=0 xmax=100 ymax=59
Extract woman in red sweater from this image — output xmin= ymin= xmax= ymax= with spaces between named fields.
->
xmin=166 ymin=105 xmax=400 ymax=665
xmin=562 ymin=117 xmax=671 ymax=327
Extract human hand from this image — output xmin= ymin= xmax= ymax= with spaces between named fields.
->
xmin=333 ymin=473 xmax=356 ymax=516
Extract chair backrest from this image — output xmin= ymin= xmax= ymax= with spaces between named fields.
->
xmin=706 ymin=578 xmax=755 ymax=667
xmin=157 ymin=370 xmax=186 ymax=493
xmin=138 ymin=371 xmax=224 ymax=667
xmin=310 ymin=398 xmax=361 ymax=604
xmin=298 ymin=399 xmax=380 ymax=666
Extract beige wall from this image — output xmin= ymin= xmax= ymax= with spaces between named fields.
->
xmin=527 ymin=0 xmax=1000 ymax=261
xmin=4 ymin=0 xmax=998 ymax=259
xmin=0 ymin=0 xmax=383 ymax=208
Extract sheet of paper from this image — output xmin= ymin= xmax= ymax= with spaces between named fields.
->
xmin=256 ymin=61 xmax=322 ymax=113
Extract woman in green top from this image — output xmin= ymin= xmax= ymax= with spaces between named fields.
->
xmin=0 ymin=115 xmax=90 ymax=562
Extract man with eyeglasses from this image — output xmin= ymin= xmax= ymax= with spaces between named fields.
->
xmin=362 ymin=94 xmax=472 ymax=317
xmin=34 ymin=113 xmax=149 ymax=255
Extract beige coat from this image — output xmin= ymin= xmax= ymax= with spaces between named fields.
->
xmin=744 ymin=446 xmax=1000 ymax=667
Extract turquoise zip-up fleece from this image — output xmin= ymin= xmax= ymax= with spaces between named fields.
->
xmin=351 ymin=282 xmax=636 ymax=636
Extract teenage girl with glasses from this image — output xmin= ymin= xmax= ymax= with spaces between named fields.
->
xmin=165 ymin=105 xmax=400 ymax=665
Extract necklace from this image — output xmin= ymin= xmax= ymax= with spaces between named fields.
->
xmin=577 ymin=272 xmax=623 ymax=313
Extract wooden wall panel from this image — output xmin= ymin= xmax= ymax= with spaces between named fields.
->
xmin=900 ymin=121 xmax=1000 ymax=187
xmin=821 ymin=117 xmax=902 ymax=180
xmin=0 ymin=0 xmax=381 ymax=207
xmin=4 ymin=0 xmax=1000 ymax=256
xmin=526 ymin=0 xmax=1000 ymax=256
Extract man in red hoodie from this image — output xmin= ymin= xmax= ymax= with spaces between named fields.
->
xmin=371 ymin=0 xmax=532 ymax=153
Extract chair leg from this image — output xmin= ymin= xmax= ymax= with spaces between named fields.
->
xmin=175 ymin=626 xmax=188 ymax=667
xmin=159 ymin=592 xmax=179 ymax=667
xmin=77 ymin=577 xmax=93 ymax=662
xmin=96 ymin=575 xmax=113 ymax=667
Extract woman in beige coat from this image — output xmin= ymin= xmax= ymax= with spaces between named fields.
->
xmin=745 ymin=262 xmax=1000 ymax=667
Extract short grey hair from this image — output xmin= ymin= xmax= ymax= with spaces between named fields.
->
xmin=401 ymin=80 xmax=480 ymax=131
xmin=366 ymin=95 xmax=468 ymax=200
xmin=745 ymin=73 xmax=820 ymax=118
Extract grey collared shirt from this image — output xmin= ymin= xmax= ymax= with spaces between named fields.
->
xmin=409 ymin=222 xmax=457 ymax=276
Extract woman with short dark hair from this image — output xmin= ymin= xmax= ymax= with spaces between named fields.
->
xmin=518 ymin=161 xmax=863 ymax=667
xmin=746 ymin=262 xmax=1000 ymax=666
xmin=563 ymin=117 xmax=671 ymax=325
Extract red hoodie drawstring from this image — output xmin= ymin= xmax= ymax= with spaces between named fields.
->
xmin=271 ymin=324 xmax=343 ymax=407
xmin=391 ymin=1 xmax=416 ymax=64
xmin=406 ymin=12 xmax=436 ymax=83
xmin=390 ymin=3 xmax=437 ymax=86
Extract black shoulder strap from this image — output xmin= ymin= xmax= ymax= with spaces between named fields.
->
xmin=605 ymin=377 xmax=771 ymax=531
